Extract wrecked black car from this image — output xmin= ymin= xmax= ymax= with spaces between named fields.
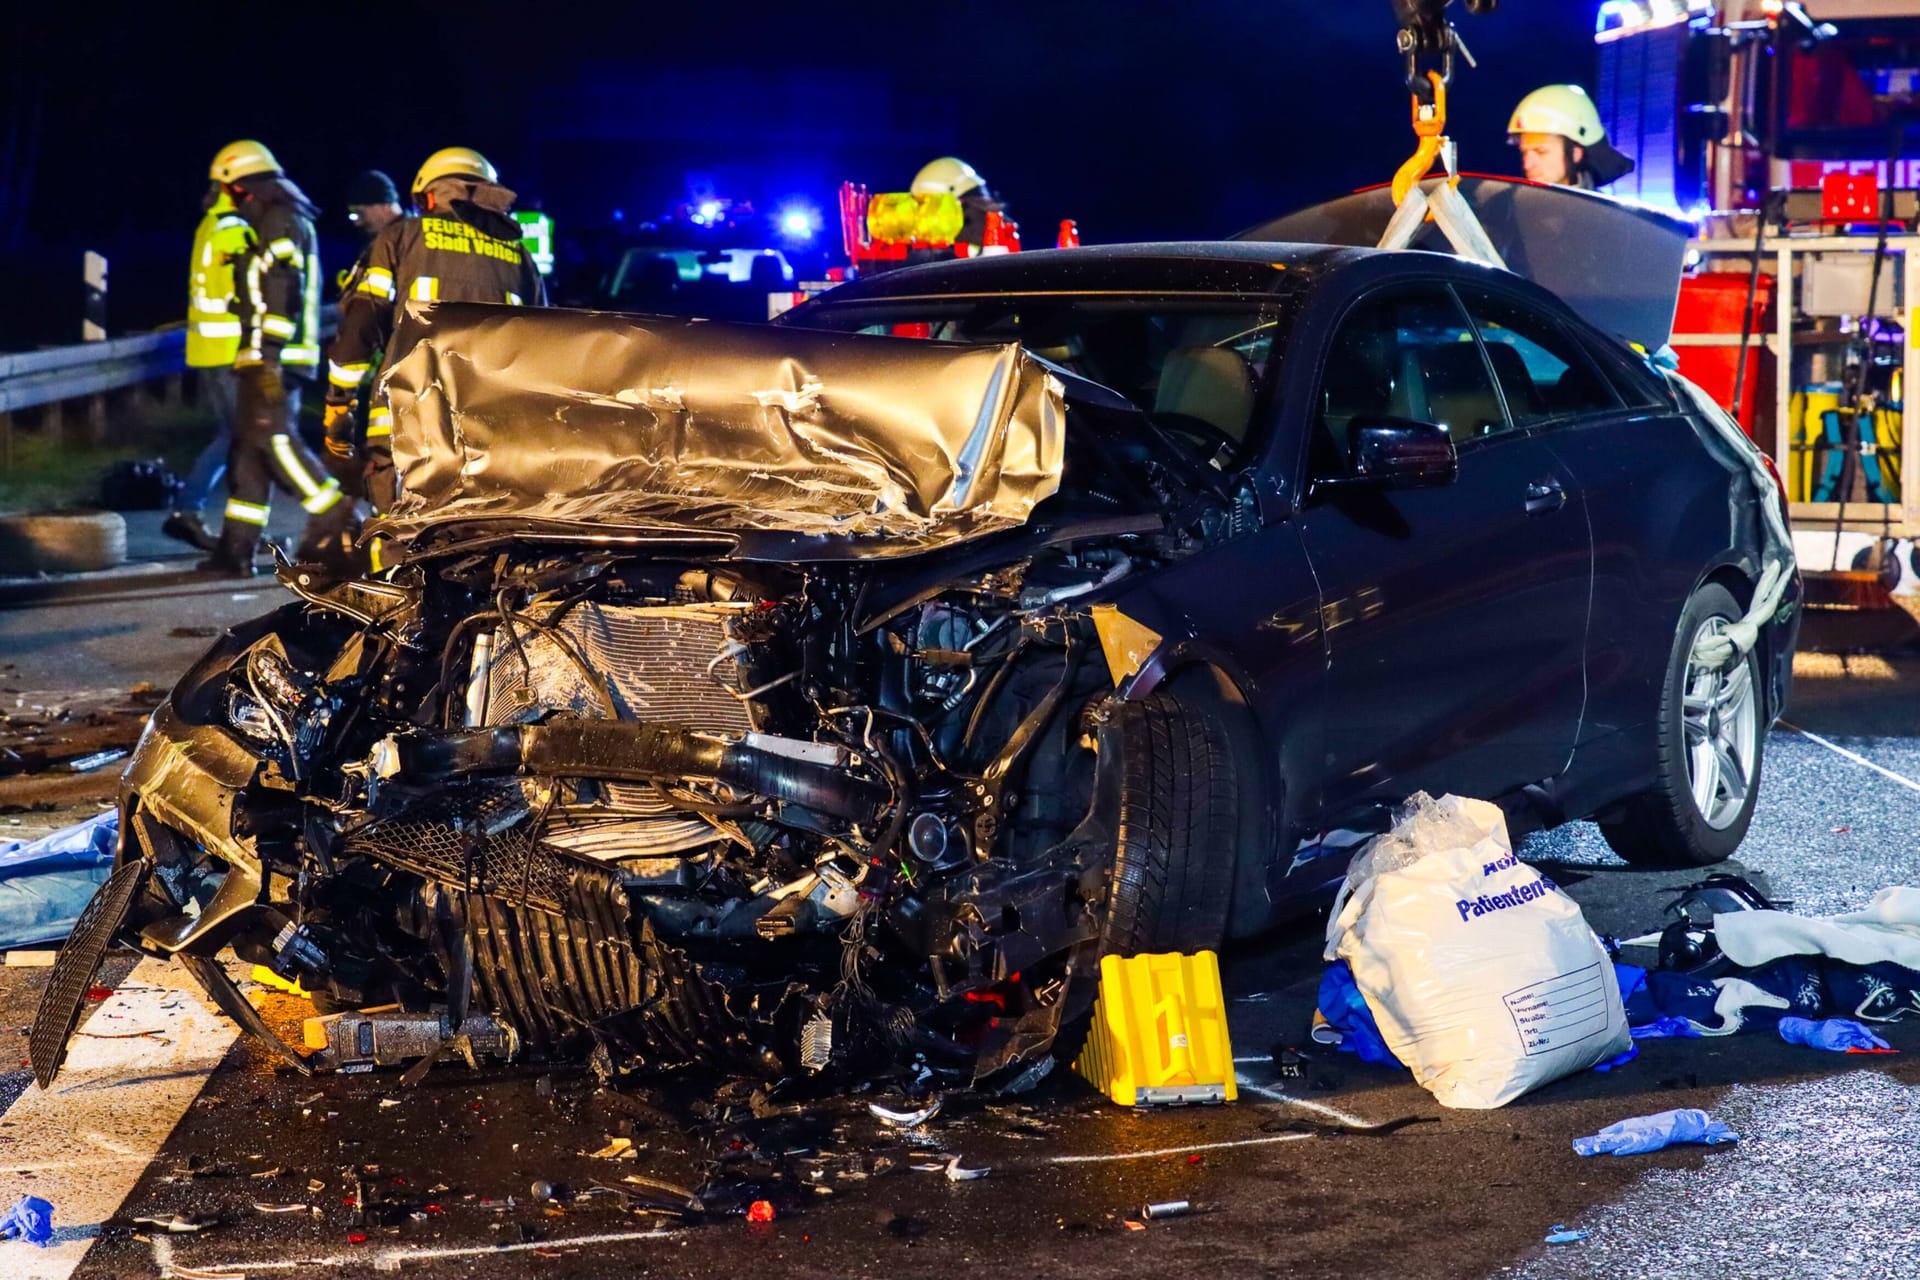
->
xmin=32 ymin=238 xmax=1798 ymax=1093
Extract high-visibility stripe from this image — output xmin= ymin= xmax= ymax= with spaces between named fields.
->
xmin=360 ymin=267 xmax=396 ymax=300
xmin=270 ymin=434 xmax=321 ymax=499
xmin=193 ymin=296 xmax=230 ymax=314
xmin=329 ymin=360 xmax=370 ymax=388
xmin=364 ymin=420 xmax=393 ymax=439
xmin=268 ymin=237 xmax=300 ymax=261
xmin=282 ymin=345 xmax=319 ymax=365
xmin=217 ymin=215 xmax=248 ymax=230
xmin=410 ymin=276 xmax=438 ymax=301
xmin=224 ymin=498 xmax=271 ymax=525
xmin=194 ymin=320 xmax=243 ymax=338
xmin=505 ymin=291 xmax=523 ymax=306
xmin=261 ymin=314 xmax=296 ymax=339
xmin=244 ymin=256 xmax=266 ymax=361
xmin=302 ymin=482 xmax=343 ymax=514
xmin=234 ymin=352 xmax=264 ymax=368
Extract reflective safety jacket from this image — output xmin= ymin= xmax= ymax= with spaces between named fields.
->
xmin=186 ymin=198 xmax=249 ymax=368
xmin=325 ymin=193 xmax=545 ymax=428
xmin=232 ymin=179 xmax=323 ymax=373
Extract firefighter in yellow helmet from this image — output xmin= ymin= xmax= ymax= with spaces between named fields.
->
xmin=165 ymin=180 xmax=254 ymax=552
xmin=322 ymin=145 xmax=544 ymax=538
xmin=1508 ymin=85 xmax=1635 ymax=190
xmin=911 ymin=157 xmax=1007 ymax=251
xmin=199 ymin=140 xmax=353 ymax=577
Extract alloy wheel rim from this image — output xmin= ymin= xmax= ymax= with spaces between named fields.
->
xmin=1681 ymin=617 xmax=1760 ymax=830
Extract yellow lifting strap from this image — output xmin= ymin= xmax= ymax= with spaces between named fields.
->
xmin=1378 ymin=70 xmax=1507 ymax=270
xmin=1391 ymin=72 xmax=1453 ymax=208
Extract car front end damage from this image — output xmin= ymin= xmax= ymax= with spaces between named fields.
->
xmin=31 ymin=304 xmax=1239 ymax=1092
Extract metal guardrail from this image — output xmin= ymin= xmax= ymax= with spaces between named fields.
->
xmin=0 ymin=305 xmax=340 ymax=416
xmin=0 ymin=329 xmax=187 ymax=414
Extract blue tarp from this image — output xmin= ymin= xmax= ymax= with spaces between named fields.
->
xmin=0 ymin=811 xmax=117 ymax=950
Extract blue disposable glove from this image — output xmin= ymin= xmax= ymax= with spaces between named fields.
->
xmin=0 ymin=1195 xmax=53 ymax=1247
xmin=1630 ymin=1016 xmax=1702 ymax=1041
xmin=1572 ymin=1108 xmax=1738 ymax=1157
xmin=1778 ymin=1016 xmax=1892 ymax=1053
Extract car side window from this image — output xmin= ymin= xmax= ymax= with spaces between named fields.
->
xmin=1458 ymin=288 xmax=1623 ymax=427
xmin=1315 ymin=285 xmax=1509 ymax=474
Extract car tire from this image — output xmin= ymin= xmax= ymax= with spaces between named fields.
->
xmin=1100 ymin=690 xmax=1240 ymax=955
xmin=1600 ymin=582 xmax=1765 ymax=868
xmin=0 ymin=511 xmax=127 ymax=576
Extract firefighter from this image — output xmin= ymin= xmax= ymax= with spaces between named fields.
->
xmin=164 ymin=181 xmax=253 ymax=552
xmin=200 ymin=139 xmax=352 ymax=577
xmin=322 ymin=146 xmax=544 ymax=527
xmin=345 ymin=169 xmax=404 ymax=242
xmin=1507 ymin=85 xmax=1635 ymax=190
xmin=910 ymin=157 xmax=1007 ymax=251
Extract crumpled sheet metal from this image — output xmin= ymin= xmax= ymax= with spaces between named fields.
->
xmin=377 ymin=302 xmax=1066 ymax=553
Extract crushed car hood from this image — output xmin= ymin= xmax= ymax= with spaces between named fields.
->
xmin=375 ymin=303 xmax=1066 ymax=557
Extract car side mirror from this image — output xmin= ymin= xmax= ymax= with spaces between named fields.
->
xmin=1319 ymin=416 xmax=1458 ymax=491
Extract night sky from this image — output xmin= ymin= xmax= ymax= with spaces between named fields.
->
xmin=0 ymin=1 xmax=1598 ymax=342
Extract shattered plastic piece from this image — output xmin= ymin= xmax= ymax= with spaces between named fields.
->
xmin=1123 ymin=1219 xmax=1146 ymax=1232
xmin=869 ymin=1099 xmax=941 ymax=1127
xmin=252 ymin=1202 xmax=309 ymax=1214
xmin=1572 ymin=1108 xmax=1738 ymax=1157
xmin=585 ymin=1137 xmax=637 ymax=1159
xmin=747 ymin=1200 xmax=776 ymax=1224
xmin=944 ymin=1156 xmax=990 ymax=1182
xmin=1545 ymin=1225 xmax=1589 ymax=1244
xmin=0 ymin=1195 xmax=52 ymax=1247
xmin=1778 ymin=1016 xmax=1894 ymax=1053
xmin=68 ymin=749 xmax=129 ymax=773
xmin=132 ymin=1212 xmax=217 ymax=1233
xmin=1142 ymin=1200 xmax=1191 ymax=1220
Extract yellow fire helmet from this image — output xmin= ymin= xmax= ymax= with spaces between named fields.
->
xmin=209 ymin=139 xmax=282 ymax=183
xmin=413 ymin=146 xmax=498 ymax=196
xmin=1507 ymin=84 xmax=1607 ymax=147
xmin=910 ymin=156 xmax=986 ymax=198
xmin=414 ymin=148 xmax=503 ymax=196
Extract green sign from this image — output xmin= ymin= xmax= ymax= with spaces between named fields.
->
xmin=513 ymin=210 xmax=554 ymax=277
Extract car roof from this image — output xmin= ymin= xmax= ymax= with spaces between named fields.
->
xmin=791 ymin=241 xmax=1378 ymax=307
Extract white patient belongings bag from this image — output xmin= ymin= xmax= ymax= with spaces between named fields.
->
xmin=1325 ymin=793 xmax=1631 ymax=1109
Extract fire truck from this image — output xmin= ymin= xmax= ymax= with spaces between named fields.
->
xmin=1598 ymin=0 xmax=1920 ymax=616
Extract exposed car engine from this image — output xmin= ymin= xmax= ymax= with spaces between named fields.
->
xmin=45 ymin=526 xmax=1191 ymax=1088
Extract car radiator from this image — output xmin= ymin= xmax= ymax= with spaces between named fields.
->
xmin=477 ymin=601 xmax=757 ymax=837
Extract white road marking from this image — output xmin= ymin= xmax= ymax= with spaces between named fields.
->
xmin=181 ymin=1227 xmax=679 ymax=1273
xmin=0 ymin=955 xmax=237 ymax=1279
xmin=1780 ymin=721 xmax=1920 ymax=796
xmin=1234 ymin=1075 xmax=1375 ymax=1128
xmin=1049 ymin=1132 xmax=1312 ymax=1164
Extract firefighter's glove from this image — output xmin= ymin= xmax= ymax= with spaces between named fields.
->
xmin=323 ymin=403 xmax=359 ymax=461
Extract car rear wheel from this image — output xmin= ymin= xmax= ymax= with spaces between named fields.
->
xmin=1100 ymin=690 xmax=1239 ymax=954
xmin=1600 ymin=582 xmax=1765 ymax=868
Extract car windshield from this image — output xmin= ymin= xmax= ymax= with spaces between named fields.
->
xmin=789 ymin=296 xmax=1283 ymax=448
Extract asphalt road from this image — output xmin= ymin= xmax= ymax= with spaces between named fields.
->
xmin=2 ymin=548 xmax=1919 ymax=1279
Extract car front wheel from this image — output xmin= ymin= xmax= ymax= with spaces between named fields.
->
xmin=1601 ymin=581 xmax=1765 ymax=867
xmin=1100 ymin=690 xmax=1240 ymax=954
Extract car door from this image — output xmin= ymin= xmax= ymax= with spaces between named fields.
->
xmin=1294 ymin=281 xmax=1593 ymax=814
xmin=1456 ymin=283 xmax=1744 ymax=747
